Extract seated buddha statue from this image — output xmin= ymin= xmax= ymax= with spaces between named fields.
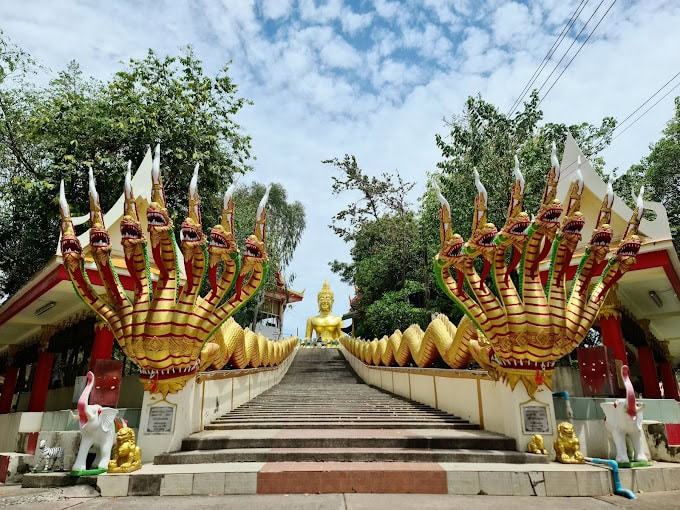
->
xmin=304 ymin=281 xmax=343 ymax=345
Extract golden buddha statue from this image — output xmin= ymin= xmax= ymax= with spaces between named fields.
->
xmin=305 ymin=281 xmax=343 ymax=345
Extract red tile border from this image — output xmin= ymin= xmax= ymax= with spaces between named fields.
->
xmin=257 ymin=462 xmax=447 ymax=494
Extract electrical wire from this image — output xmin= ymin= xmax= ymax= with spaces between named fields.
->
xmin=507 ymin=0 xmax=590 ymax=115
xmin=559 ymin=70 xmax=680 ymax=181
xmin=538 ymin=0 xmax=617 ymax=106
xmin=611 ymin=79 xmax=680 ymax=141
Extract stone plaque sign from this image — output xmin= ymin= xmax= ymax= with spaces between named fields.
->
xmin=521 ymin=404 xmax=550 ymax=434
xmin=146 ymin=405 xmax=175 ymax=433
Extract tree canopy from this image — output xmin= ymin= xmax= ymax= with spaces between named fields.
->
xmin=0 ymin=36 xmax=256 ymax=298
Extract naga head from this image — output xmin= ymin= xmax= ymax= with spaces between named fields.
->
xmin=209 ymin=182 xmax=239 ymax=266
xmin=180 ymin=163 xmax=206 ymax=256
xmin=121 ymin=161 xmax=145 ymax=257
xmin=88 ymin=168 xmax=112 ymax=266
xmin=587 ymin=181 xmax=615 ymax=264
xmin=59 ymin=180 xmax=83 ymax=267
xmin=466 ymin=169 xmax=497 ymax=261
xmin=147 ymin=145 xmax=174 ymax=243
xmin=559 ymin=158 xmax=586 ymax=250
xmin=613 ymin=186 xmax=644 ymax=271
xmin=433 ymin=180 xmax=466 ymax=271
xmin=499 ymin=155 xmax=530 ymax=250
xmin=437 ymin=233 xmax=465 ymax=270
xmin=240 ymin=186 xmax=270 ymax=275
xmin=534 ymin=143 xmax=563 ymax=238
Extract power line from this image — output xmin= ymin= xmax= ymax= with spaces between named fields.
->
xmin=507 ymin=0 xmax=590 ymax=115
xmin=611 ymin=79 xmax=680 ymax=141
xmin=538 ymin=0 xmax=616 ymax=106
xmin=559 ymin=70 xmax=680 ymax=181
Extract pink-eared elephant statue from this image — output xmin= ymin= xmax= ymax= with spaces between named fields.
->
xmin=600 ymin=365 xmax=647 ymax=465
xmin=71 ymin=371 xmax=119 ymax=474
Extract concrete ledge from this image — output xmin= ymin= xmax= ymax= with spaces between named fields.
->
xmin=96 ymin=460 xmax=680 ymax=496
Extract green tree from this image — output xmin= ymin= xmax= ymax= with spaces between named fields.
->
xmin=229 ymin=182 xmax=306 ymax=329
xmin=325 ymin=156 xmax=444 ymax=338
xmin=0 ymin=39 xmax=254 ymax=297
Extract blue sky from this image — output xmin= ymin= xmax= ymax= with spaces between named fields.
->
xmin=2 ymin=0 xmax=680 ymax=336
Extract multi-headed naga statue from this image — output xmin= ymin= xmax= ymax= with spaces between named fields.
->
xmin=432 ymin=145 xmax=643 ymax=396
xmin=59 ymin=146 xmax=271 ymax=396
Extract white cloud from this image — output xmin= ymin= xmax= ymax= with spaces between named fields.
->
xmin=374 ymin=0 xmax=400 ymax=20
xmin=261 ymin=0 xmax=293 ymax=20
xmin=491 ymin=1 xmax=532 ymax=47
xmin=319 ymin=36 xmax=362 ymax=69
xmin=298 ymin=0 xmax=344 ymax=24
xmin=340 ymin=10 xmax=374 ymax=34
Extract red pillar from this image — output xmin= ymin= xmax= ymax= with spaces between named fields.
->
xmin=637 ymin=346 xmax=662 ymax=399
xmin=0 ymin=367 xmax=19 ymax=414
xmin=27 ymin=351 xmax=54 ymax=412
xmin=598 ymin=310 xmax=628 ymax=365
xmin=89 ymin=321 xmax=115 ymax=371
xmin=659 ymin=362 xmax=680 ymax=401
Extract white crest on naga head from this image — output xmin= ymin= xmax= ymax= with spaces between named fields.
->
xmin=575 ymin=156 xmax=584 ymax=194
xmin=190 ymin=163 xmax=199 ymax=197
xmin=59 ymin=180 xmax=70 ymax=217
xmin=223 ymin=181 xmax=237 ymax=210
xmin=473 ymin=168 xmax=487 ymax=205
xmin=605 ymin=181 xmax=614 ymax=208
xmin=124 ymin=161 xmax=133 ymax=200
xmin=257 ymin=185 xmax=271 ymax=221
xmin=551 ymin=141 xmax=560 ymax=179
xmin=431 ymin=179 xmax=450 ymax=211
xmin=88 ymin=167 xmax=99 ymax=206
xmin=513 ymin=154 xmax=525 ymax=195
xmin=636 ymin=186 xmax=645 ymax=220
xmin=151 ymin=143 xmax=161 ymax=185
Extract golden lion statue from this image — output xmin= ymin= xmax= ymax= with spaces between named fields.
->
xmin=527 ymin=434 xmax=548 ymax=455
xmin=108 ymin=427 xmax=142 ymax=473
xmin=553 ymin=422 xmax=585 ymax=464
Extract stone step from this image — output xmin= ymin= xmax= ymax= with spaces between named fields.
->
xmin=215 ymin=415 xmax=466 ymax=421
xmin=204 ymin=422 xmax=478 ymax=430
xmin=154 ymin=447 xmax=539 ymax=465
xmin=178 ymin=430 xmax=516 ymax=451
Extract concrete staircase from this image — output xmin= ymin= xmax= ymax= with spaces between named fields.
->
xmin=92 ymin=348 xmax=562 ymax=496
xmin=155 ymin=348 xmax=537 ymax=465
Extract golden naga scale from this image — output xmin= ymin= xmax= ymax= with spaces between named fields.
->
xmin=59 ymin=146 xmax=295 ymax=396
xmin=343 ymin=145 xmax=643 ymax=397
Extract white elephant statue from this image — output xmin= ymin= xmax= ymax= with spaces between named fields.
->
xmin=600 ymin=365 xmax=648 ymax=465
xmin=71 ymin=371 xmax=119 ymax=474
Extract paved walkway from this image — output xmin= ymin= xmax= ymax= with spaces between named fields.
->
xmin=2 ymin=484 xmax=680 ymax=509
